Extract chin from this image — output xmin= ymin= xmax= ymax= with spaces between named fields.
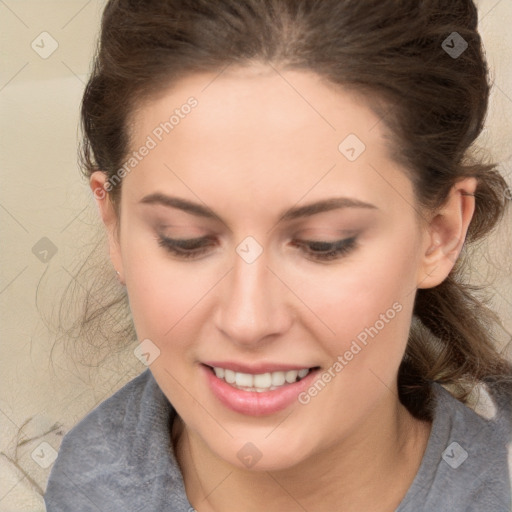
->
xmin=206 ymin=430 xmax=315 ymax=473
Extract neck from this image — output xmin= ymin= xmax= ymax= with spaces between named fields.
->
xmin=172 ymin=394 xmax=432 ymax=512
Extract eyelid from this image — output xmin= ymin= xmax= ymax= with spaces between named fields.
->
xmin=290 ymin=236 xmax=358 ymax=262
xmin=156 ymin=233 xmax=359 ymax=262
xmin=156 ymin=234 xmax=216 ymax=258
xmin=294 ymin=236 xmax=356 ymax=247
xmin=163 ymin=235 xmax=212 ymax=247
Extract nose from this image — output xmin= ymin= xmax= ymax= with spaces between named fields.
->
xmin=213 ymin=245 xmax=293 ymax=348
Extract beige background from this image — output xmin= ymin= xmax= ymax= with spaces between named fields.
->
xmin=0 ymin=1 xmax=511 ymax=510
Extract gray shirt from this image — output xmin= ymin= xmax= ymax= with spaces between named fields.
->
xmin=44 ymin=369 xmax=512 ymax=511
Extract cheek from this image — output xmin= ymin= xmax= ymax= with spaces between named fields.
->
xmin=121 ymin=232 xmax=209 ymax=343
xmin=290 ymin=243 xmax=419 ymax=438
xmin=296 ymin=229 xmax=420 ymax=368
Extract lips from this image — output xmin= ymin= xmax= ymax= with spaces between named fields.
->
xmin=201 ymin=362 xmax=320 ymax=416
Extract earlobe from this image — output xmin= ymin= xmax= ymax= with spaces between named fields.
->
xmin=89 ymin=172 xmax=125 ymax=283
xmin=417 ymin=177 xmax=477 ymax=289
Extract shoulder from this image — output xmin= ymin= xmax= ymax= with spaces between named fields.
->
xmin=51 ymin=369 xmax=159 ymax=467
xmin=479 ymin=379 xmax=512 ymax=443
xmin=44 ymin=369 xmax=191 ymax=512
xmin=439 ymin=379 xmax=512 ymax=444
xmin=398 ymin=381 xmax=512 ymax=512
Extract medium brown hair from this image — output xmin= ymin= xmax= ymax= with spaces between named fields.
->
xmin=63 ymin=0 xmax=512 ymax=420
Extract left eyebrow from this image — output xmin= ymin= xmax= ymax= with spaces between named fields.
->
xmin=139 ymin=193 xmax=378 ymax=224
xmin=277 ymin=197 xmax=378 ymax=223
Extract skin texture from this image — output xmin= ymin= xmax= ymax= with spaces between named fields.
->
xmin=90 ymin=65 xmax=477 ymax=512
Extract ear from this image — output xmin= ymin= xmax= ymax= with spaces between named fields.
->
xmin=416 ymin=177 xmax=477 ymax=289
xmin=89 ymin=172 xmax=124 ymax=284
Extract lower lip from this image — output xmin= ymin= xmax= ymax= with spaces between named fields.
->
xmin=201 ymin=364 xmax=319 ymax=416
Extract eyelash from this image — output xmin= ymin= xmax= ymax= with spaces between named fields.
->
xmin=290 ymin=237 xmax=358 ymax=261
xmin=157 ymin=235 xmax=358 ymax=262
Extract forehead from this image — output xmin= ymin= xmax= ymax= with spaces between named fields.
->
xmin=132 ymin=65 xmax=389 ymax=156
xmin=123 ymin=66 xmax=414 ymax=219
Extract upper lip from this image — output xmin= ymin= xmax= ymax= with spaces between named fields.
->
xmin=202 ymin=361 xmax=317 ymax=374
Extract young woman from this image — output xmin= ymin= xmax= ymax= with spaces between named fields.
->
xmin=44 ymin=1 xmax=512 ymax=511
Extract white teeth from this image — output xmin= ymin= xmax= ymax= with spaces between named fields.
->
xmin=235 ymin=372 xmax=253 ymax=387
xmin=271 ymin=371 xmax=286 ymax=386
xmin=224 ymin=369 xmax=236 ymax=384
xmin=212 ymin=367 xmax=311 ymax=392
xmin=285 ymin=370 xmax=299 ymax=383
xmin=253 ymin=373 xmax=272 ymax=388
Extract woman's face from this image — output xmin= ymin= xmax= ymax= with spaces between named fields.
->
xmin=98 ymin=65 xmax=437 ymax=470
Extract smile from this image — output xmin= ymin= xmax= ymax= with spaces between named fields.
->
xmin=201 ymin=362 xmax=322 ymax=415
xmin=210 ymin=366 xmax=313 ymax=392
